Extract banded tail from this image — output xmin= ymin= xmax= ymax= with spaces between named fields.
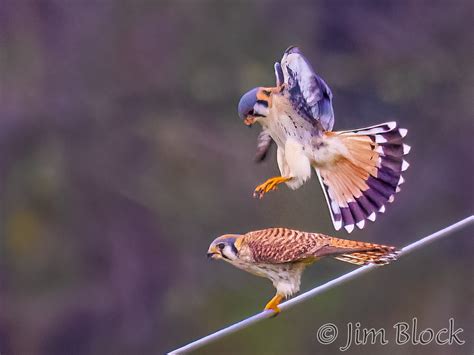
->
xmin=316 ymin=122 xmax=410 ymax=233
xmin=321 ymin=236 xmax=399 ymax=266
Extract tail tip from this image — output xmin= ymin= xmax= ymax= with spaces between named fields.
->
xmin=387 ymin=121 xmax=397 ymax=130
xmin=402 ymin=160 xmax=410 ymax=171
xmin=344 ymin=224 xmax=355 ymax=233
xmin=376 ymin=250 xmax=400 ymax=264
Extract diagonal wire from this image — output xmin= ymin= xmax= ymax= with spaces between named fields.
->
xmin=168 ymin=215 xmax=474 ymax=354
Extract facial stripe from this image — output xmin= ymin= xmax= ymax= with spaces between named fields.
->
xmin=256 ymin=99 xmax=268 ymax=107
xmin=230 ymin=242 xmax=238 ymax=256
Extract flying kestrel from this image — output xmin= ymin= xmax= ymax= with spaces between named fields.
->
xmin=238 ymin=47 xmax=410 ymax=232
xmin=207 ymin=228 xmax=398 ymax=314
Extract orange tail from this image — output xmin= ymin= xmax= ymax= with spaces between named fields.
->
xmin=321 ymin=236 xmax=399 ymax=266
xmin=316 ymin=122 xmax=410 ymax=233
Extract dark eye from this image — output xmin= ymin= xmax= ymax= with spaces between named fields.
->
xmin=217 ymin=243 xmax=225 ymax=250
xmin=247 ymin=109 xmax=255 ymax=116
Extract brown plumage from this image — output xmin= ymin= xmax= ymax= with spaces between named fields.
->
xmin=207 ymin=227 xmax=398 ymax=314
xmin=239 ymin=47 xmax=410 ymax=233
xmin=316 ymin=124 xmax=410 ymax=233
xmin=241 ymin=228 xmax=397 ymax=265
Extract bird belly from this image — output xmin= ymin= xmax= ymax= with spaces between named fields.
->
xmin=267 ymin=263 xmax=305 ymax=298
xmin=261 ymin=110 xmax=313 ymax=189
xmin=231 ymin=262 xmax=301 ymax=296
xmin=282 ymin=139 xmax=311 ymax=189
xmin=272 ymin=273 xmax=301 ymax=298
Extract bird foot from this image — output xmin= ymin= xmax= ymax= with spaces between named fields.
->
xmin=253 ymin=177 xmax=292 ymax=199
xmin=264 ymin=294 xmax=283 ymax=317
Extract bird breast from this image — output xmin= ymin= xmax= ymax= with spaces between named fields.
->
xmin=260 ymin=95 xmax=314 ymax=149
xmin=231 ymin=259 xmax=305 ymax=298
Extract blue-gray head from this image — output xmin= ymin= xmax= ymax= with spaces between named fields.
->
xmin=207 ymin=234 xmax=242 ymax=262
xmin=237 ymin=87 xmax=271 ymax=126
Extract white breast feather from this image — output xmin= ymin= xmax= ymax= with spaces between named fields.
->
xmin=270 ymin=264 xmax=305 ymax=298
xmin=283 ymin=138 xmax=311 ymax=189
xmin=230 ymin=256 xmax=307 ymax=298
xmin=273 ymin=277 xmax=301 ymax=298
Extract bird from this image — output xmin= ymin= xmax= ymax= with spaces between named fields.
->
xmin=207 ymin=227 xmax=398 ymax=314
xmin=238 ymin=46 xmax=410 ymax=233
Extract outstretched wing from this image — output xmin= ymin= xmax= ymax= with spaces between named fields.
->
xmin=279 ymin=46 xmax=335 ymax=131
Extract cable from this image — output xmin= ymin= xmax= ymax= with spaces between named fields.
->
xmin=168 ymin=215 xmax=474 ymax=354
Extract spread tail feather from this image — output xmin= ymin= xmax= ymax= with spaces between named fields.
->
xmin=317 ymin=236 xmax=399 ymax=265
xmin=316 ymin=122 xmax=409 ymax=233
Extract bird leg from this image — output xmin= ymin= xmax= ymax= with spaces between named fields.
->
xmin=253 ymin=176 xmax=292 ymax=199
xmin=264 ymin=294 xmax=284 ymax=316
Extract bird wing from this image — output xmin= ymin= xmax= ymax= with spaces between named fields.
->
xmin=254 ymin=130 xmax=274 ymax=162
xmin=243 ymin=228 xmax=398 ymax=265
xmin=279 ymin=46 xmax=334 ymax=131
xmin=243 ymin=228 xmax=330 ymax=264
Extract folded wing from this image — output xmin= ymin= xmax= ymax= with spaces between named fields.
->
xmin=243 ymin=228 xmax=398 ymax=265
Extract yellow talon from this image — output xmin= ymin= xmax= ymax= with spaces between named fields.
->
xmin=253 ymin=176 xmax=292 ymax=199
xmin=264 ymin=294 xmax=284 ymax=317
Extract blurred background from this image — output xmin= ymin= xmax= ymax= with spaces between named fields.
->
xmin=1 ymin=1 xmax=473 ymax=354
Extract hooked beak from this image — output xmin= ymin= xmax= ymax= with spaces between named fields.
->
xmin=207 ymin=246 xmax=220 ymax=260
xmin=244 ymin=116 xmax=256 ymax=126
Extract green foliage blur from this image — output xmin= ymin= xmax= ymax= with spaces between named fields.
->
xmin=0 ymin=1 xmax=472 ymax=354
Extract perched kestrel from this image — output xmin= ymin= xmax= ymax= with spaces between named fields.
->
xmin=238 ymin=46 xmax=410 ymax=233
xmin=207 ymin=228 xmax=398 ymax=314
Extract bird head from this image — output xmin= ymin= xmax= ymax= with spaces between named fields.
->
xmin=237 ymin=87 xmax=271 ymax=126
xmin=207 ymin=234 xmax=241 ymax=262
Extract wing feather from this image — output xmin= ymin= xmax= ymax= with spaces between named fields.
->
xmin=243 ymin=228 xmax=329 ymax=263
xmin=242 ymin=228 xmax=398 ymax=266
xmin=280 ymin=46 xmax=335 ymax=131
xmin=254 ymin=130 xmax=274 ymax=162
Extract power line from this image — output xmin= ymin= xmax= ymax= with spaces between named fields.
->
xmin=168 ymin=215 xmax=474 ymax=354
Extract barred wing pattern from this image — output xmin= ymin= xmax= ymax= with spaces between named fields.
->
xmin=243 ymin=228 xmax=398 ymax=265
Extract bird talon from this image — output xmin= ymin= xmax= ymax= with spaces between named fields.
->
xmin=264 ymin=304 xmax=281 ymax=317
xmin=253 ymin=177 xmax=292 ymax=199
xmin=264 ymin=294 xmax=283 ymax=317
xmin=253 ymin=183 xmax=272 ymax=199
xmin=268 ymin=308 xmax=281 ymax=318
